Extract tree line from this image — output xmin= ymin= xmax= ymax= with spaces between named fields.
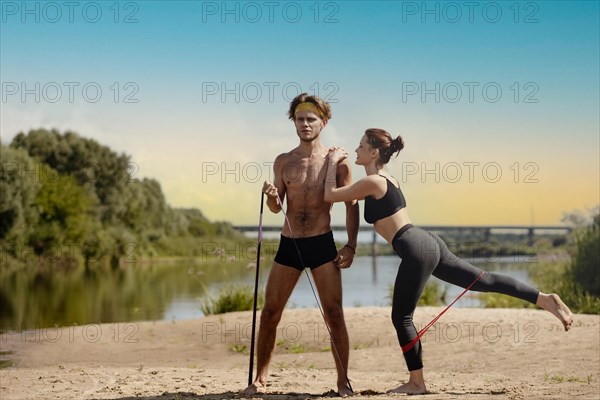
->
xmin=1 ymin=129 xmax=239 ymax=269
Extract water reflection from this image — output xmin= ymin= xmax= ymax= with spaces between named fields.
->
xmin=0 ymin=256 xmax=535 ymax=333
xmin=0 ymin=260 xmax=258 ymax=332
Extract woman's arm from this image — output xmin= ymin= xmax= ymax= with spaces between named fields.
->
xmin=335 ymin=159 xmax=360 ymax=251
xmin=324 ymin=150 xmax=377 ymax=203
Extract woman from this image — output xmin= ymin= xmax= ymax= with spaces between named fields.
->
xmin=324 ymin=128 xmax=573 ymax=395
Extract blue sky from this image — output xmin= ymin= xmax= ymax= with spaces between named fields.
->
xmin=1 ymin=0 xmax=598 ymax=226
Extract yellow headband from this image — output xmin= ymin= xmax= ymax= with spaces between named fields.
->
xmin=294 ymin=102 xmax=324 ymax=118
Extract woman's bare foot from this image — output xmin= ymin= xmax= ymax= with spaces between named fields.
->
xmin=386 ymin=381 xmax=427 ymax=395
xmin=387 ymin=369 xmax=427 ymax=395
xmin=537 ymin=293 xmax=574 ymax=331
xmin=337 ymin=382 xmax=354 ymax=397
xmin=239 ymin=381 xmax=266 ymax=397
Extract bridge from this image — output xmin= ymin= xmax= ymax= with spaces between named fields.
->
xmin=234 ymin=225 xmax=572 ymax=252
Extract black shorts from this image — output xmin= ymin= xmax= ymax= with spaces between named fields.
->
xmin=274 ymin=231 xmax=338 ymax=271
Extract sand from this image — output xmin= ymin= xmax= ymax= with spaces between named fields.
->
xmin=1 ymin=307 xmax=598 ymax=399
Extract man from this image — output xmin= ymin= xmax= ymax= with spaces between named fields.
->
xmin=240 ymin=93 xmax=359 ymax=397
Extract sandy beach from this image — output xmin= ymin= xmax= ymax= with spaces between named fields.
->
xmin=1 ymin=307 xmax=598 ymax=400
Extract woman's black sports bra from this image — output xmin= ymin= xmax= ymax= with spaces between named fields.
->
xmin=364 ymin=174 xmax=407 ymax=224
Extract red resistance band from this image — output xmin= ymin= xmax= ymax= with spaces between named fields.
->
xmin=401 ymin=271 xmax=485 ymax=353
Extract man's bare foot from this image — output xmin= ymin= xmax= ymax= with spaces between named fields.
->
xmin=386 ymin=381 xmax=427 ymax=395
xmin=538 ymin=293 xmax=573 ymax=331
xmin=239 ymin=381 xmax=266 ymax=397
xmin=337 ymin=382 xmax=354 ymax=397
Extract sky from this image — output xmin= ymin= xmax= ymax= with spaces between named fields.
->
xmin=1 ymin=0 xmax=599 ymax=227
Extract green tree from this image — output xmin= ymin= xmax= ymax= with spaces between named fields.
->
xmin=0 ymin=145 xmax=40 ymax=244
xmin=173 ymin=208 xmax=212 ymax=237
xmin=11 ymin=129 xmax=132 ymax=225
xmin=5 ymin=129 xmax=244 ymax=267
xmin=29 ymin=165 xmax=97 ymax=257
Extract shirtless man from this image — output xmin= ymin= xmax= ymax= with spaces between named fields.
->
xmin=240 ymin=93 xmax=359 ymax=397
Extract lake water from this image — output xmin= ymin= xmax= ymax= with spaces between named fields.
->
xmin=0 ymin=254 xmax=535 ymax=333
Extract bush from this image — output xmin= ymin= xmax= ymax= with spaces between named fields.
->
xmin=570 ymin=214 xmax=599 ymax=296
xmin=388 ymin=281 xmax=447 ymax=307
xmin=529 ymin=261 xmax=600 ymax=315
xmin=201 ymin=284 xmax=264 ymax=315
xmin=554 ymin=279 xmax=600 ymax=314
xmin=479 ymin=292 xmax=536 ymax=309
xmin=546 ymin=209 xmax=600 ymax=314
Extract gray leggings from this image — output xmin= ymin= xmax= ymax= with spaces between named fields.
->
xmin=391 ymin=224 xmax=539 ymax=371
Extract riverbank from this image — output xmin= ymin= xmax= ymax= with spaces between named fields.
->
xmin=1 ymin=307 xmax=598 ymax=399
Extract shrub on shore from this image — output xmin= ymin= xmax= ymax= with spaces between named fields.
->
xmin=201 ymin=284 xmax=264 ymax=315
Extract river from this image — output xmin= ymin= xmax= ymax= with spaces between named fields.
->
xmin=0 ymin=255 xmax=536 ymax=333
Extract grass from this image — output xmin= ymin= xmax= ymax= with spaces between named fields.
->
xmin=387 ymin=281 xmax=447 ymax=306
xmin=274 ymin=339 xmax=306 ymax=354
xmin=353 ymin=338 xmax=379 ymax=350
xmin=529 ymin=261 xmax=600 ymax=314
xmin=290 ymin=342 xmax=305 ymax=354
xmin=478 ymin=292 xmax=536 ymax=309
xmin=229 ymin=344 xmax=248 ymax=354
xmin=543 ymin=371 xmax=590 ymax=384
xmin=477 ymin=260 xmax=599 ymax=314
xmin=200 ymin=284 xmax=264 ymax=315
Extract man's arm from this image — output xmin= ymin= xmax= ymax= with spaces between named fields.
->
xmin=264 ymin=154 xmax=286 ymax=213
